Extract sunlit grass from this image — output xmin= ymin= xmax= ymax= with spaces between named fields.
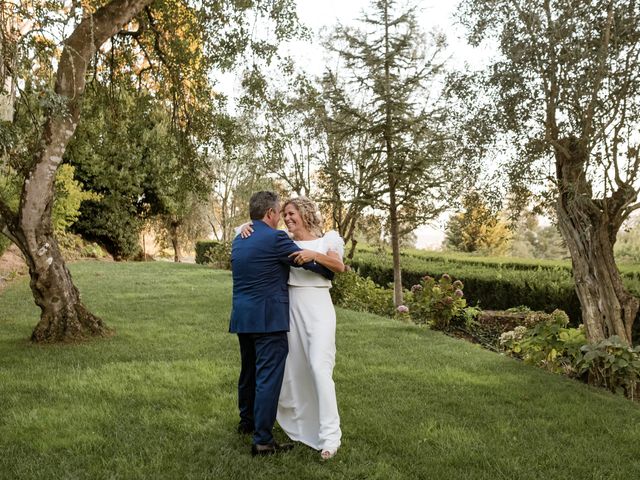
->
xmin=1 ymin=261 xmax=639 ymax=479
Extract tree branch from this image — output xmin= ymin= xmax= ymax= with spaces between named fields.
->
xmin=582 ymin=0 xmax=614 ymax=143
xmin=144 ymin=6 xmax=170 ymax=69
xmin=118 ymin=19 xmax=145 ymax=38
xmin=20 ymin=0 xmax=154 ymax=237
xmin=0 ymin=197 xmax=17 ymax=241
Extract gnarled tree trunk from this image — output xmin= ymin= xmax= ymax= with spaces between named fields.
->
xmin=555 ymin=138 xmax=640 ymax=345
xmin=0 ymin=0 xmax=154 ymax=343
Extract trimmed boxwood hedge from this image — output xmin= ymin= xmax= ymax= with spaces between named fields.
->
xmin=195 ymin=240 xmax=231 ymax=269
xmin=350 ymin=251 xmax=640 ymax=328
xmin=358 ymin=245 xmax=640 ymax=279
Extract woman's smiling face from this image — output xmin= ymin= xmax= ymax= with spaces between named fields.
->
xmin=283 ymin=203 xmax=306 ymax=235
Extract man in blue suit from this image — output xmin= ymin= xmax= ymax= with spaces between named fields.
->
xmin=230 ymin=191 xmax=333 ymax=456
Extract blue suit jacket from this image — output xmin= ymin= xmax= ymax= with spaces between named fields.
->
xmin=229 ymin=220 xmax=334 ymax=334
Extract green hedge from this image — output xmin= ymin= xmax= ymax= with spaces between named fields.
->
xmin=358 ymin=245 xmax=640 ymax=279
xmin=330 ymin=270 xmax=395 ymax=317
xmin=350 ymin=251 xmax=640 ymax=328
xmin=195 ymin=240 xmax=231 ymax=269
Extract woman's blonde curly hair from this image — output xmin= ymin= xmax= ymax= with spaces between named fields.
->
xmin=282 ymin=196 xmax=323 ymax=237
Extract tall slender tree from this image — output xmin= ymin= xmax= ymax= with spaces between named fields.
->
xmin=325 ymin=0 xmax=454 ymax=305
xmin=317 ymin=70 xmax=386 ymax=259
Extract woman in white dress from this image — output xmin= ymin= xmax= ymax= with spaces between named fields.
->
xmin=240 ymin=196 xmax=345 ymax=460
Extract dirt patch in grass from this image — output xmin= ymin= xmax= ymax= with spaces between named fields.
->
xmin=0 ymin=245 xmax=28 ymax=293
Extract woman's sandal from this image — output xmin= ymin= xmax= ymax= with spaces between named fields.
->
xmin=320 ymin=449 xmax=338 ymax=460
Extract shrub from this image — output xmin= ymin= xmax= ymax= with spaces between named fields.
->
xmin=405 ymin=274 xmax=467 ymax=330
xmin=82 ymin=242 xmax=107 ymax=259
xmin=195 ymin=240 xmax=231 ymax=269
xmin=53 ymin=164 xmax=101 ymax=233
xmin=351 ymin=252 xmax=583 ymax=320
xmin=349 ymin=250 xmax=640 ymax=331
xmin=576 ymin=336 xmax=640 ymax=400
xmin=330 ymin=270 xmax=395 ymax=317
xmin=499 ymin=310 xmax=586 ymax=375
xmin=73 ymin=197 xmax=143 ymax=260
xmin=56 ymin=231 xmax=109 ymax=260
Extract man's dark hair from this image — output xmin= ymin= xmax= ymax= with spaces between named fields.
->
xmin=249 ymin=191 xmax=279 ymax=220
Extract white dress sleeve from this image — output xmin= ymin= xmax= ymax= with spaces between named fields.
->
xmin=323 ymin=230 xmax=345 ymax=258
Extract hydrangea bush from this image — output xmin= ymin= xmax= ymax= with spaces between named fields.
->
xmin=405 ymin=274 xmax=468 ymax=330
xmin=499 ymin=309 xmax=586 ymax=375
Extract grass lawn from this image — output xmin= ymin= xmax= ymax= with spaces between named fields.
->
xmin=1 ymin=261 xmax=640 ymax=480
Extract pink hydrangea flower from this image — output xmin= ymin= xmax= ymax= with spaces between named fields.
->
xmin=397 ymin=305 xmax=409 ymax=313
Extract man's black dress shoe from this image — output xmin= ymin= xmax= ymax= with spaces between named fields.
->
xmin=251 ymin=442 xmax=294 ymax=456
xmin=237 ymin=423 xmax=254 ymax=435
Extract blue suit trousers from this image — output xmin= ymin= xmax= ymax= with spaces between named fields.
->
xmin=237 ymin=332 xmax=288 ymax=445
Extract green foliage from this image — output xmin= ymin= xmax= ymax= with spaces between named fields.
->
xmin=207 ymin=112 xmax=276 ymax=243
xmin=250 ymin=70 xmax=322 ymax=197
xmin=0 ymin=167 xmax=21 ymax=256
xmin=577 ymin=337 xmax=640 ymax=400
xmin=1 ymin=162 xmax=100 ymax=253
xmin=615 ymin=220 xmax=640 ymax=264
xmin=6 ymin=0 xmax=301 ymax=263
xmin=52 ymin=164 xmax=101 ymax=233
xmin=499 ymin=310 xmax=586 ymax=375
xmin=0 ymin=167 xmax=20 ymax=211
xmin=510 ymin=213 xmax=568 ymax=260
xmin=195 ymin=240 xmax=231 ymax=269
xmin=350 ymin=249 xmax=640 ymax=330
xmin=445 ymin=192 xmax=512 ymax=255
xmin=325 ymin=0 xmax=459 ymax=303
xmin=456 ymin=304 xmax=482 ymax=329
xmin=351 ymin=251 xmax=583 ymax=321
xmin=405 ymin=275 xmax=467 ymax=330
xmin=67 ymin=87 xmax=199 ymax=259
xmin=56 ymin=231 xmax=108 ymax=261
xmin=330 ymin=270 xmax=395 ymax=317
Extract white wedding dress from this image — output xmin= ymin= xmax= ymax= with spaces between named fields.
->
xmin=276 ymin=230 xmax=343 ymax=452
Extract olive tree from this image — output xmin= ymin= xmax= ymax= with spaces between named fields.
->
xmin=458 ymin=0 xmax=640 ymax=343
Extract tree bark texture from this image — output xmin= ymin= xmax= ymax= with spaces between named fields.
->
xmin=382 ymin=0 xmax=403 ymax=307
xmin=388 ymin=184 xmax=403 ymax=306
xmin=0 ymin=1 xmax=17 ymax=122
xmin=2 ymin=0 xmax=154 ymax=343
xmin=555 ymin=138 xmax=639 ymax=345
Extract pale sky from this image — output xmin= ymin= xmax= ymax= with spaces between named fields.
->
xmin=288 ymin=0 xmax=486 ymax=74
xmin=289 ymin=1 xmax=483 ymax=249
xmin=221 ymin=0 xmax=487 ymax=249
